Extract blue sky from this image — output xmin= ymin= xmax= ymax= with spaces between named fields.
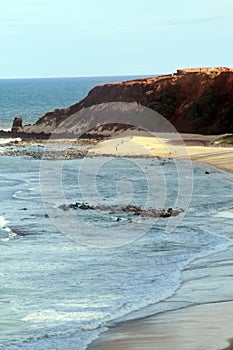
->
xmin=1 ymin=0 xmax=233 ymax=78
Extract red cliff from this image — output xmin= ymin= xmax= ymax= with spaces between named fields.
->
xmin=21 ymin=69 xmax=233 ymax=135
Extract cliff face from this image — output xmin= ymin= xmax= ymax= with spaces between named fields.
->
xmin=22 ymin=70 xmax=233 ymax=135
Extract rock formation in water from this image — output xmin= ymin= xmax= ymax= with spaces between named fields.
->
xmin=58 ymin=202 xmax=184 ymax=218
xmin=11 ymin=117 xmax=23 ymax=132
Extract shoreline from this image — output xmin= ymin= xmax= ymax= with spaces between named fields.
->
xmin=87 ymin=301 xmax=233 ymax=350
xmin=85 ymin=132 xmax=233 ymax=350
xmin=86 ymin=132 xmax=233 ymax=174
xmin=87 ymin=203 xmax=233 ymax=350
xmin=1 ymin=132 xmax=233 ymax=174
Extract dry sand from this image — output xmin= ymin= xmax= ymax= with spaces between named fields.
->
xmin=88 ymin=132 xmax=233 ymax=173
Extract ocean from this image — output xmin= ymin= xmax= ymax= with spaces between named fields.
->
xmin=0 ymin=77 xmax=233 ymax=350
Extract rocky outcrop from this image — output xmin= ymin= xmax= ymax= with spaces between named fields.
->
xmin=11 ymin=117 xmax=23 ymax=132
xmin=1 ymin=148 xmax=87 ymax=159
xmin=58 ymin=202 xmax=184 ymax=218
xmin=11 ymin=70 xmax=233 ymax=136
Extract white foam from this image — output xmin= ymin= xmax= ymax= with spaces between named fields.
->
xmin=12 ymin=190 xmax=23 ymax=199
xmin=0 ymin=137 xmax=21 ymax=145
xmin=0 ymin=216 xmax=16 ymax=241
xmin=22 ymin=309 xmax=107 ymax=323
xmin=0 ymin=128 xmax=11 ymax=132
xmin=0 ymin=215 xmax=8 ymax=228
xmin=214 ymin=209 xmax=233 ymax=219
xmin=0 ymin=216 xmax=13 ymax=241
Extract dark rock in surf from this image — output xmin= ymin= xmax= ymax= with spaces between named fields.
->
xmin=11 ymin=117 xmax=23 ymax=132
xmin=58 ymin=202 xmax=184 ymax=219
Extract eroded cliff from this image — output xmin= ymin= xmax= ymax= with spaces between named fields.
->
xmin=16 ymin=70 xmax=233 ymax=135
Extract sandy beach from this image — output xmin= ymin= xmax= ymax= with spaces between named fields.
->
xmin=88 ymin=132 xmax=233 ymax=173
xmin=88 ymin=302 xmax=233 ymax=350
xmin=87 ymin=132 xmax=233 ymax=350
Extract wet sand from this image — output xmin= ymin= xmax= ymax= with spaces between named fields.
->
xmin=224 ymin=340 xmax=233 ymax=350
xmin=88 ymin=302 xmax=233 ymax=350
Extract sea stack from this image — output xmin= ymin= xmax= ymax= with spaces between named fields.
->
xmin=11 ymin=116 xmax=23 ymax=132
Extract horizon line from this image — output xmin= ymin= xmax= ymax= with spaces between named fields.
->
xmin=0 ymin=73 xmax=160 ymax=81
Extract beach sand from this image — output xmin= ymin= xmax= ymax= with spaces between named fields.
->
xmin=87 ymin=132 xmax=233 ymax=350
xmin=88 ymin=132 xmax=233 ymax=173
xmin=88 ymin=302 xmax=233 ymax=350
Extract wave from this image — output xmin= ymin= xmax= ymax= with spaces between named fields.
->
xmin=0 ymin=216 xmax=16 ymax=241
xmin=12 ymin=188 xmax=38 ymax=200
xmin=1 ymin=324 xmax=105 ymax=350
xmin=22 ymin=309 xmax=108 ymax=324
xmin=214 ymin=208 xmax=233 ymax=219
xmin=0 ymin=215 xmax=8 ymax=229
xmin=0 ymin=137 xmax=21 ymax=145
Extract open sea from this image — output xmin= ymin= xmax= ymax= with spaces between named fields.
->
xmin=0 ymin=77 xmax=233 ymax=349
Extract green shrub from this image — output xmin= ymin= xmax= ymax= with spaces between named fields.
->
xmin=146 ymin=93 xmax=177 ymax=117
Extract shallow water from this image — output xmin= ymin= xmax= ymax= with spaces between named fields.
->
xmin=0 ymin=155 xmax=232 ymax=349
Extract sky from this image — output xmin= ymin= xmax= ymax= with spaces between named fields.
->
xmin=0 ymin=0 xmax=233 ymax=78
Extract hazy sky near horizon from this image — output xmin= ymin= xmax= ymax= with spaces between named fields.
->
xmin=1 ymin=0 xmax=233 ymax=78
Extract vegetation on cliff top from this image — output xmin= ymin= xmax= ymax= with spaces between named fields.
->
xmin=212 ymin=134 xmax=233 ymax=146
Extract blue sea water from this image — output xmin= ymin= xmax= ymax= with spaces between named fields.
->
xmin=0 ymin=77 xmax=233 ymax=350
